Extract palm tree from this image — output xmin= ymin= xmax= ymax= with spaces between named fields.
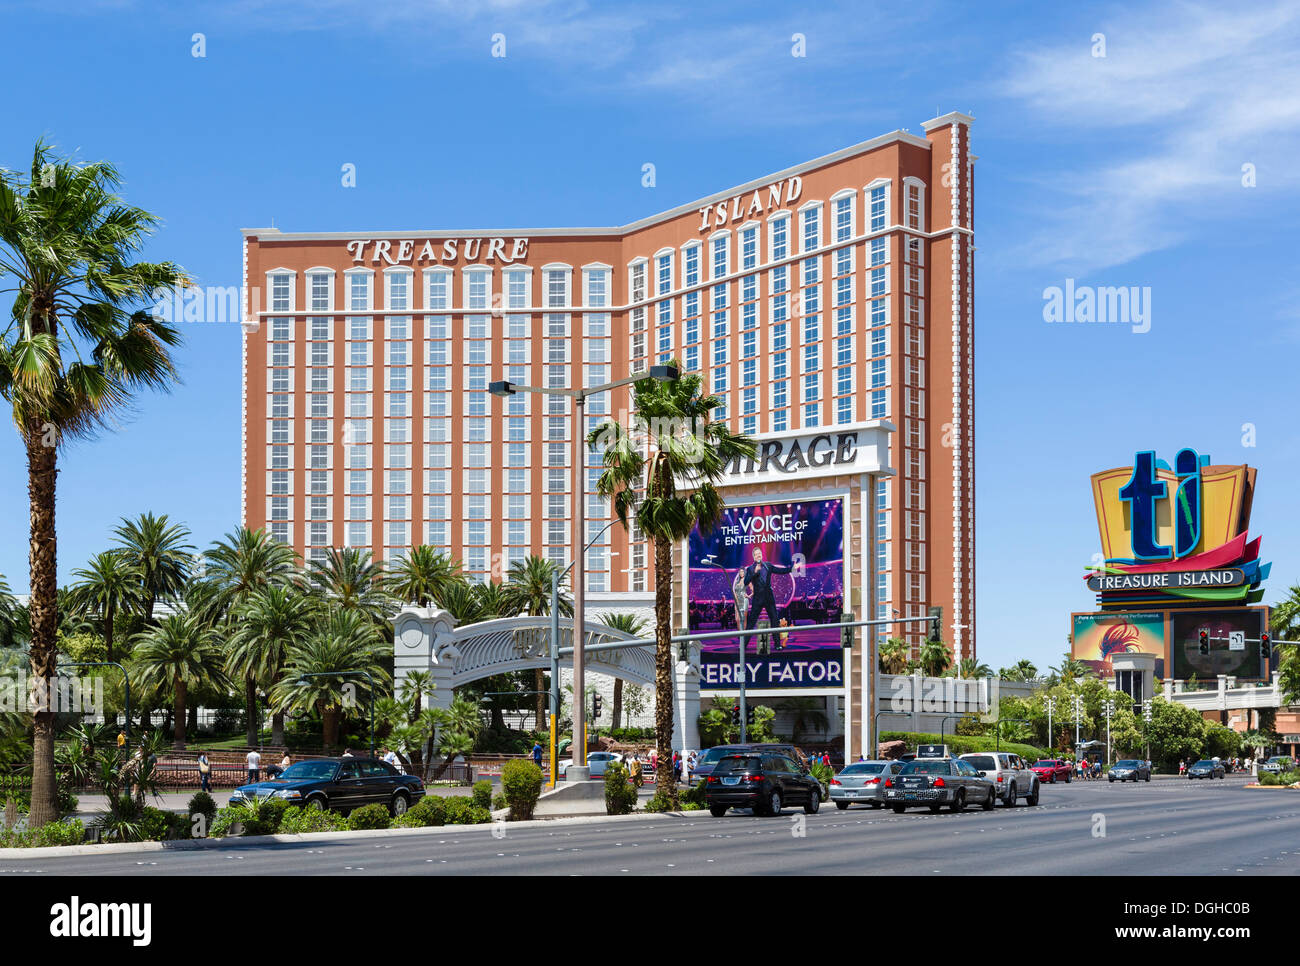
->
xmin=387 ymin=545 xmax=465 ymax=609
xmin=113 ymin=512 xmax=194 ymax=622
xmin=918 ymin=640 xmax=951 ymax=677
xmin=308 ymin=547 xmax=393 ymax=630
xmin=0 ymin=141 xmax=187 ymax=826
xmin=68 ymin=550 xmax=141 ymax=662
xmin=0 ymin=574 xmax=19 ymax=649
xmin=226 ymin=585 xmax=317 ymax=746
xmin=505 ymin=555 xmax=573 ymax=728
xmin=589 ymin=362 xmax=756 ymax=803
xmin=599 ymin=612 xmax=647 ymax=729
xmin=271 ymin=609 xmax=387 ymax=749
xmin=1001 ymin=659 xmax=1038 ymax=682
xmin=132 ymin=613 xmax=225 ymax=748
xmin=946 ymin=657 xmax=992 ymax=679
xmin=878 ymin=637 xmax=910 ymax=674
xmin=430 ymin=695 xmax=483 ymax=779
xmin=198 ymin=526 xmax=300 ymax=623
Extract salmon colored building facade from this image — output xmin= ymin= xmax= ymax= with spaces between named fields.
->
xmin=240 ymin=112 xmax=976 ymax=666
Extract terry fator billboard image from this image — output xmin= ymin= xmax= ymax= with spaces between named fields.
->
xmin=688 ymin=499 xmax=845 ymax=690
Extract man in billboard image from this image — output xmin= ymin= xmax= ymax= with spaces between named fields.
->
xmin=744 ymin=545 xmax=794 ymax=652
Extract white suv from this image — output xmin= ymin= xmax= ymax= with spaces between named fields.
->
xmin=959 ymin=751 xmax=1040 ymax=806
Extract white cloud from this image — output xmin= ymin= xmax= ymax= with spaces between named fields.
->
xmin=998 ymin=1 xmax=1300 ymax=274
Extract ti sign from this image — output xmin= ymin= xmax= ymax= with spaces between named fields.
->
xmin=1119 ymin=448 xmax=1203 ymax=561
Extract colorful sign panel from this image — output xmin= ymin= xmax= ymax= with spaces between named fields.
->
xmin=1071 ymin=612 xmax=1167 ymax=679
xmin=688 ymin=498 xmax=845 ymax=691
xmin=1086 ymin=450 xmax=1269 ymax=610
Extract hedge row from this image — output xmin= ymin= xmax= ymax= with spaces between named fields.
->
xmin=879 ymin=731 xmax=1049 ymax=761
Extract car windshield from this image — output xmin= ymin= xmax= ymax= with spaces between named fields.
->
xmin=964 ymin=756 xmax=996 ymax=770
xmin=1194 ymin=760 xmax=1215 ymax=767
xmin=700 ymin=747 xmax=744 ymax=764
xmin=1115 ymin=760 xmax=1138 ymax=767
xmin=839 ymin=763 xmax=885 ymax=775
xmin=1033 ymin=761 xmax=1057 ymax=768
xmin=278 ymin=761 xmax=337 ymax=781
xmin=713 ymin=756 xmax=761 ymax=776
xmin=899 ymin=761 xmax=949 ymax=775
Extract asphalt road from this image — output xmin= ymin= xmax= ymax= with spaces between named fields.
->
xmin=8 ymin=774 xmax=1298 ymax=875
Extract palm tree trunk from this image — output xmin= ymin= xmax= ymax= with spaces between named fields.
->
xmin=173 ymin=678 xmax=187 ymax=749
xmin=652 ymin=534 xmax=677 ymax=806
xmin=322 ymin=707 xmax=340 ymax=749
xmin=271 ymin=710 xmax=285 ymax=747
xmin=244 ymin=677 xmax=257 ymax=745
xmin=613 ymin=678 xmax=624 ymax=730
xmin=26 ymin=428 xmax=60 ymax=828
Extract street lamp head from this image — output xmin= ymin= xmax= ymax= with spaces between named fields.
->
xmin=489 ymin=380 xmax=516 ymax=397
xmin=648 ymin=365 xmax=679 ymax=382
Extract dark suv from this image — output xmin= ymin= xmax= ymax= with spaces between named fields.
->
xmin=692 ymin=743 xmax=806 ymax=784
xmin=705 ymin=753 xmax=822 ymax=817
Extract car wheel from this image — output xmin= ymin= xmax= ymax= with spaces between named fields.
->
xmin=928 ymin=803 xmax=942 ymax=813
xmin=892 ymin=805 xmax=906 ymax=814
xmin=1003 ymin=782 xmax=1016 ymax=806
xmin=870 ymin=801 xmax=883 ymax=809
xmin=1065 ymin=772 xmax=1071 ymax=783
xmin=948 ymin=789 xmax=966 ymax=812
xmin=1026 ymin=782 xmax=1040 ymax=807
xmin=389 ymin=792 xmax=410 ymax=817
xmin=305 ymin=795 xmax=327 ymax=812
xmin=804 ymin=789 xmax=820 ymax=815
xmin=1049 ymin=773 xmax=1056 ymax=784
xmin=709 ymin=806 xmax=727 ymax=817
xmin=1109 ymin=775 xmax=1115 ymax=783
xmin=982 ymin=787 xmax=995 ymax=810
xmin=768 ymin=790 xmax=783 ymax=816
xmin=835 ymin=801 xmax=850 ymax=810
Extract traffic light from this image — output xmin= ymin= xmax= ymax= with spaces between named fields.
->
xmin=731 ymin=705 xmax=741 ymax=726
xmin=1260 ymin=632 xmax=1271 ymax=661
xmin=1198 ymin=630 xmax=1209 ymax=655
xmin=1143 ymin=701 xmax=1153 ymax=723
xmin=592 ymin=694 xmax=602 ymax=720
xmin=928 ymin=605 xmax=943 ymax=642
xmin=746 ymin=705 xmax=755 ymax=726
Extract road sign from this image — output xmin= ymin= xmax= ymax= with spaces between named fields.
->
xmin=1228 ymin=631 xmax=1245 ymax=651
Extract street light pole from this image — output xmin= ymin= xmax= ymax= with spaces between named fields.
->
xmin=1104 ymin=699 xmax=1114 ymax=766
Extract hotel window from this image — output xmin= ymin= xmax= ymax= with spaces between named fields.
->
xmin=868 ymin=183 xmax=888 ymax=232
xmin=771 ymin=264 xmax=788 ymax=295
xmin=742 ymin=359 xmax=757 ymax=388
xmin=270 ymin=273 xmax=292 ymax=312
xmin=773 ymin=408 xmax=788 ymax=433
xmin=907 ymin=263 xmax=923 ymax=296
xmin=425 ymin=520 xmax=449 ymax=550
xmin=802 ymin=281 xmax=820 ymax=315
xmin=712 ymin=309 xmax=728 ymax=339
xmin=270 ymin=471 xmax=290 ymax=495
xmin=683 ymin=245 xmax=700 ymax=288
xmin=741 ymin=301 xmax=756 ymax=330
xmin=741 ymin=329 xmax=757 ymax=360
xmin=870 ymin=266 xmax=888 ymax=299
xmin=386 ymin=271 xmax=411 ymax=311
xmin=711 ymin=233 xmax=729 ymax=280
xmin=871 ymin=358 xmax=887 ymax=389
xmin=802 ymin=343 xmax=820 ymax=373
xmin=346 ymin=522 xmax=368 ymax=548
xmin=905 ymin=180 xmax=924 ymax=230
xmin=347 ymin=273 xmax=371 ymax=311
xmin=505 ymin=269 xmax=529 ymax=309
xmin=773 ymin=380 xmax=788 ymax=410
xmin=544 ymin=268 xmax=569 ymax=308
xmin=270 ymin=393 xmax=291 ymax=419
xmin=741 ymin=226 xmax=758 ymax=269
xmin=870 ymin=236 xmax=886 ymax=268
xmin=770 ymin=215 xmax=788 ymax=261
xmin=871 ymin=389 xmax=888 ymax=419
xmin=833 ymin=194 xmax=854 ymax=242
xmin=656 ymin=252 xmax=673 ymax=295
xmin=309 ymin=419 xmax=330 ymax=445
xmin=803 ymin=402 xmax=819 ymax=427
xmin=270 ymin=522 xmax=290 ymax=545
xmin=585 ymin=268 xmax=608 ymax=308
xmin=835 ymin=366 xmax=853 ymax=398
xmin=505 ymin=469 xmax=528 ymax=493
xmin=308 ymin=273 xmax=332 ymax=312
xmin=465 ymin=367 xmax=487 ymax=416
xmin=630 ymin=261 xmax=647 ymax=302
xmin=711 ymin=337 xmax=727 ymax=366
xmin=772 ymin=350 xmax=789 ymax=381
xmin=545 ymin=313 xmax=568 ymax=338
xmin=834 ymin=275 xmax=853 ymax=307
xmin=308 ymin=368 xmax=328 ymax=392
xmin=426 ymin=271 xmax=452 ymax=310
xmin=386 ymin=495 xmax=410 ymax=520
xmin=712 ymin=365 xmax=728 ymax=394
xmin=466 ymin=269 xmax=490 ymax=310
xmin=684 ymin=289 xmax=699 ymax=322
xmin=309 ymin=316 xmax=330 ymax=341
xmin=834 ymin=245 xmax=853 ymax=277
xmin=270 ymin=445 xmax=289 ymax=470
xmin=800 ymin=204 xmax=820 ymax=253
xmin=310 ymin=339 xmax=330 ymax=367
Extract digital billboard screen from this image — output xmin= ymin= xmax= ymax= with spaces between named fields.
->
xmin=1170 ymin=608 xmax=1268 ymax=681
xmin=1071 ymin=612 xmax=1166 ymax=679
xmin=687 ymin=498 xmax=845 ymax=691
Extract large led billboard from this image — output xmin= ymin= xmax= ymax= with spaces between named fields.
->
xmin=1170 ymin=608 xmax=1268 ymax=681
xmin=1071 ymin=612 xmax=1167 ymax=679
xmin=687 ymin=498 xmax=845 ymax=691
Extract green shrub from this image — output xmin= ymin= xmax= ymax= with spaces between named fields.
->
xmin=139 ymin=807 xmax=181 ymax=841
xmin=468 ymin=805 xmax=491 ymax=824
xmin=604 ymin=761 xmax=638 ymax=815
xmin=442 ymin=797 xmax=473 ymax=824
xmin=679 ymin=780 xmax=707 ymax=808
xmin=472 ymin=780 xmax=493 ymax=810
xmin=501 ymin=759 xmax=542 ymax=821
xmin=187 ymin=791 xmax=217 ymax=823
xmin=31 ymin=819 xmax=85 ymax=848
xmin=396 ymin=796 xmax=446 ymax=828
xmin=809 ymin=762 xmax=833 ymax=801
xmin=492 ymin=793 xmax=507 ymax=811
xmin=209 ymin=807 xmax=239 ymax=839
xmin=643 ymin=789 xmax=677 ymax=812
xmin=348 ymin=803 xmax=393 ymax=831
xmin=278 ymin=806 xmax=349 ymax=834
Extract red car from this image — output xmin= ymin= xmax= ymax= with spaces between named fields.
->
xmin=1031 ymin=759 xmax=1072 ymax=783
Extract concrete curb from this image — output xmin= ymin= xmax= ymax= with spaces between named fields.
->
xmin=0 ymin=809 xmax=692 ymax=861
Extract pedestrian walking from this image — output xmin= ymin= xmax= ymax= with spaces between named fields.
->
xmin=531 ymin=741 xmax=543 ymax=771
xmin=1178 ymin=758 xmax=1186 ymax=776
xmin=246 ymin=748 xmax=261 ymax=785
xmin=649 ymin=748 xmax=658 ymax=772
xmin=672 ymin=752 xmax=682 ymax=783
xmin=198 ymin=751 xmax=211 ymax=793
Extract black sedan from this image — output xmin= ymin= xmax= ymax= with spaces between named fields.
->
xmin=230 ymin=757 xmax=425 ymax=815
xmin=885 ymin=757 xmax=995 ymax=813
xmin=1187 ymin=759 xmax=1225 ymax=780
xmin=705 ymin=753 xmax=822 ymax=817
xmin=1108 ymin=759 xmax=1151 ymax=782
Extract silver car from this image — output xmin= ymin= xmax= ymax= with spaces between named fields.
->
xmin=828 ymin=760 xmax=904 ymax=810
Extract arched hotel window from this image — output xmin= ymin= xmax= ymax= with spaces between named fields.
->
xmin=903 ymin=177 xmax=926 ymax=231
xmin=266 ymin=269 xmax=297 ymax=313
xmin=344 ymin=267 xmax=374 ymax=312
xmin=423 ymin=267 xmax=453 ymax=311
xmin=865 ymin=178 xmax=891 ymax=233
xmin=680 ymin=242 xmax=701 ymax=289
xmin=798 ymin=200 xmax=822 ymax=254
xmin=383 ymin=267 xmax=413 ymax=311
xmin=541 ymin=263 xmax=571 ymax=308
xmin=767 ymin=212 xmax=790 ymax=262
xmin=830 ymin=189 xmax=856 ymax=243
xmin=654 ymin=249 xmax=674 ymax=297
xmin=305 ymin=267 xmax=335 ymax=313
xmin=708 ymin=229 xmax=730 ymax=281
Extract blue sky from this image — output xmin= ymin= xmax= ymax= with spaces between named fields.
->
xmin=1 ymin=0 xmax=1297 ymax=673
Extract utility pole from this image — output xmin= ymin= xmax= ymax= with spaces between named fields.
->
xmin=1074 ymin=693 xmax=1082 ymax=750
xmin=1046 ymin=697 xmax=1055 ymax=752
xmin=1104 ymin=698 xmax=1114 ymax=766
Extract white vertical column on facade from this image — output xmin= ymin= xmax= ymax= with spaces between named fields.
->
xmin=860 ymin=471 xmax=876 ymax=759
xmin=948 ymin=122 xmax=964 ymax=671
